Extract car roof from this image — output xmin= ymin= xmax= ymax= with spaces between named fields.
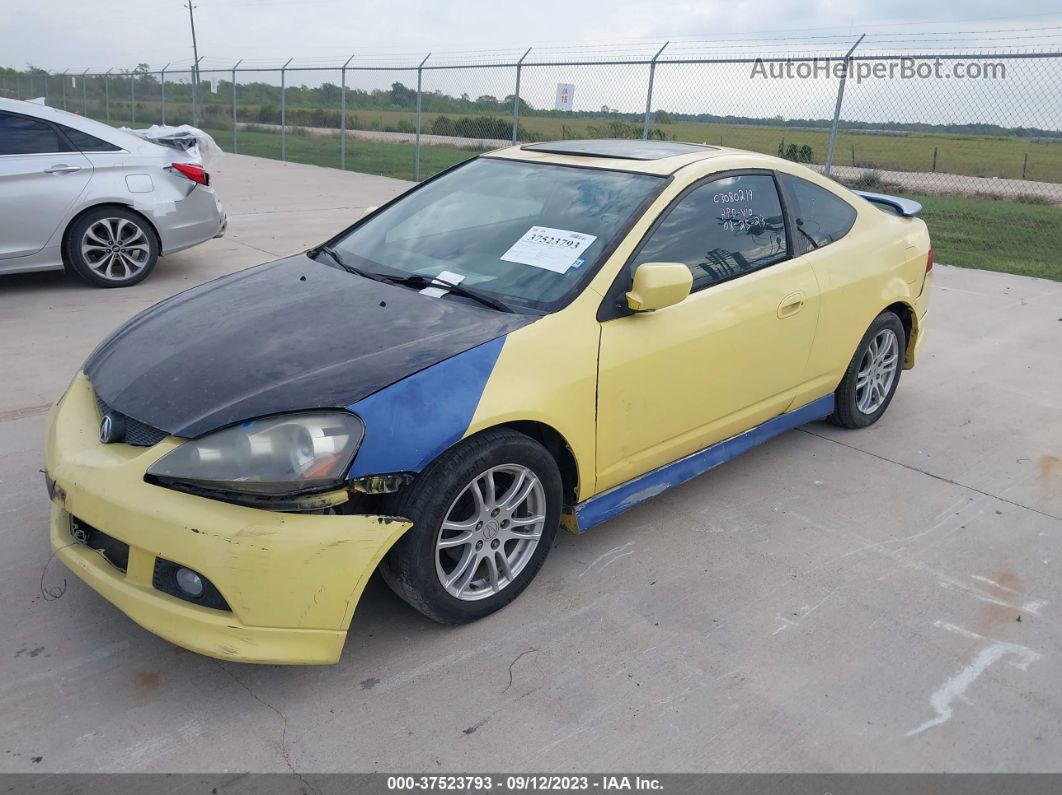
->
xmin=0 ymin=97 xmax=150 ymax=151
xmin=485 ymin=138 xmax=736 ymax=175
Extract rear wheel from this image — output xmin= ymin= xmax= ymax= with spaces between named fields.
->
xmin=380 ymin=429 xmax=562 ymax=624
xmin=829 ymin=311 xmax=905 ymax=429
xmin=65 ymin=207 xmax=159 ymax=288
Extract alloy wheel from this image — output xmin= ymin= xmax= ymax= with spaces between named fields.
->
xmin=435 ymin=464 xmax=546 ymax=601
xmin=80 ymin=217 xmax=151 ymax=282
xmin=855 ymin=328 xmax=900 ymax=414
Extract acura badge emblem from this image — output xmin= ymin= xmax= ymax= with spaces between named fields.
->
xmin=99 ymin=412 xmax=126 ymax=444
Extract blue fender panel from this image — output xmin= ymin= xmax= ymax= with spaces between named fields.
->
xmin=574 ymin=395 xmax=835 ymax=532
xmin=346 ymin=336 xmax=506 ymax=477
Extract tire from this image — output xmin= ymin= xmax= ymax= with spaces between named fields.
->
xmin=64 ymin=207 xmax=159 ymax=288
xmin=380 ymin=429 xmax=562 ymax=625
xmin=829 ymin=310 xmax=906 ymax=429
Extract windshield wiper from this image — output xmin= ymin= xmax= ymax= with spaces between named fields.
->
xmin=313 ymin=245 xmax=392 ymax=283
xmin=314 ymin=248 xmax=515 ymax=313
xmin=383 ymin=273 xmax=517 ymax=313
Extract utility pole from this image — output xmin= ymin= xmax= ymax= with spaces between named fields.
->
xmin=184 ymin=1 xmax=201 ymax=125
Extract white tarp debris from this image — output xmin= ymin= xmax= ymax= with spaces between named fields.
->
xmin=120 ymin=124 xmax=224 ymax=168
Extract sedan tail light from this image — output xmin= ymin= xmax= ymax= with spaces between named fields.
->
xmin=926 ymin=247 xmax=934 ymax=273
xmin=171 ymin=162 xmax=209 ymax=186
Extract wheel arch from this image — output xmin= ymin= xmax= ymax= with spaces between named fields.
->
xmin=883 ymin=299 xmax=918 ymax=368
xmin=474 ymin=420 xmax=580 ymax=512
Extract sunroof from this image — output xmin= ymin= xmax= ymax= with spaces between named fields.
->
xmin=521 ymin=139 xmax=717 ymax=161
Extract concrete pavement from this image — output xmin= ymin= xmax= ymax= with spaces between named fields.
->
xmin=1 ymin=154 xmax=1060 ymax=773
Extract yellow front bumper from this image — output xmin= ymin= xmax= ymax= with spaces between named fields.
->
xmin=45 ymin=375 xmax=412 ymax=665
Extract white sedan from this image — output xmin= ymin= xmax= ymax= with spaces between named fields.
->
xmin=0 ymin=98 xmax=226 ymax=287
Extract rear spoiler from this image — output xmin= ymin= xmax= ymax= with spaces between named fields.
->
xmin=853 ymin=190 xmax=922 ymax=217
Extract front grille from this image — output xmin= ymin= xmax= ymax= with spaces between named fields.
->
xmin=95 ymin=394 xmax=169 ymax=447
xmin=70 ymin=516 xmax=129 ymax=572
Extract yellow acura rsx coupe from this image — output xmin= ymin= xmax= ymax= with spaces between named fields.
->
xmin=45 ymin=140 xmax=932 ymax=664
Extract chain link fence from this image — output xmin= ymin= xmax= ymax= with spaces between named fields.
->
xmin=2 ymin=49 xmax=1060 ymax=278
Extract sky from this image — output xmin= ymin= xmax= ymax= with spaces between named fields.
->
xmin=5 ymin=0 xmax=1062 ymax=72
xmin=4 ymin=1 xmax=1062 ymax=127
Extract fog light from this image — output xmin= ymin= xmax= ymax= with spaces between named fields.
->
xmin=175 ymin=567 xmax=204 ymax=598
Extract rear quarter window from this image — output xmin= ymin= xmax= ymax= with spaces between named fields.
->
xmin=779 ymin=173 xmax=856 ymax=254
xmin=60 ymin=125 xmax=121 ymax=152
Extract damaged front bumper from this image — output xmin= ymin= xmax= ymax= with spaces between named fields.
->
xmin=45 ymin=375 xmax=412 ymax=665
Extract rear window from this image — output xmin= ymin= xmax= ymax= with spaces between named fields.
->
xmin=60 ymin=125 xmax=121 ymax=152
xmin=0 ymin=112 xmax=71 ymax=155
xmin=779 ymin=173 xmax=856 ymax=253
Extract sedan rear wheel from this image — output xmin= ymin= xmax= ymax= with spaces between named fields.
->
xmin=66 ymin=208 xmax=159 ymax=288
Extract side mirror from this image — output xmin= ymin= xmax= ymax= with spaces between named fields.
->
xmin=626 ymin=262 xmax=693 ymax=312
xmin=361 ymin=206 xmax=378 ymax=218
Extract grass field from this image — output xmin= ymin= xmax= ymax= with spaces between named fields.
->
xmin=333 ymin=109 xmax=1062 ymax=183
xmin=204 ymin=125 xmax=476 ymax=181
xmin=912 ymin=194 xmax=1062 ymax=280
xmin=108 ymin=120 xmax=1061 ymax=282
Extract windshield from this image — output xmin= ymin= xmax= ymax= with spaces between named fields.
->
xmin=331 ymin=158 xmax=664 ymax=311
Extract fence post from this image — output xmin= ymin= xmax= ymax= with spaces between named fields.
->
xmin=61 ymin=70 xmax=68 ymax=110
xmin=1022 ymin=152 xmax=1028 ymax=180
xmin=160 ymin=64 xmax=169 ymax=124
xmin=931 ymin=146 xmax=937 ymax=172
xmin=824 ymin=34 xmax=864 ymax=177
xmin=43 ymin=72 xmax=49 ymax=105
xmin=82 ymin=69 xmax=89 ymax=115
xmin=191 ymin=63 xmax=198 ymax=125
xmin=340 ymin=53 xmax=354 ymax=169
xmin=130 ymin=69 xmax=136 ymax=125
xmin=191 ymin=57 xmax=203 ymax=126
xmin=641 ymin=40 xmax=666 ymax=137
xmin=104 ymin=69 xmax=112 ymax=122
xmin=15 ymin=73 xmax=19 ymax=100
xmin=414 ymin=52 xmax=431 ymax=181
xmin=512 ymin=47 xmax=532 ymax=144
xmin=231 ymin=60 xmax=242 ymax=153
xmin=280 ymin=57 xmax=293 ymax=161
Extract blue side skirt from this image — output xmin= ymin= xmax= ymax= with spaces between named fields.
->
xmin=574 ymin=395 xmax=835 ymax=533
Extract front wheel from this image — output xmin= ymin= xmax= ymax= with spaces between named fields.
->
xmin=829 ymin=311 xmax=905 ymax=429
xmin=380 ymin=429 xmax=562 ymax=624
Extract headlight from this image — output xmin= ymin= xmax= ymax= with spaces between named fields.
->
xmin=147 ymin=412 xmax=364 ymax=497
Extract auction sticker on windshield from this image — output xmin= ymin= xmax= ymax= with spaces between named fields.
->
xmin=500 ymin=226 xmax=597 ymax=274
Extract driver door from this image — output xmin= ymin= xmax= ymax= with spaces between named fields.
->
xmin=595 ymin=171 xmax=820 ymax=492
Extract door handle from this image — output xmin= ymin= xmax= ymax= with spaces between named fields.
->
xmin=777 ymin=291 xmax=806 ymax=319
xmin=44 ymin=164 xmax=82 ymax=174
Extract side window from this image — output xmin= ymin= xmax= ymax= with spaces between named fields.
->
xmin=0 ymin=112 xmax=70 ymax=155
xmin=60 ymin=125 xmax=121 ymax=152
xmin=779 ymin=173 xmax=856 ymax=253
xmin=631 ymin=174 xmax=788 ymax=292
